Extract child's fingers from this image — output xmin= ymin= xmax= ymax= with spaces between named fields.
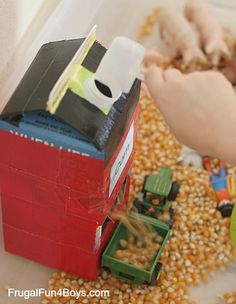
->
xmin=144 ymin=66 xmax=165 ymax=100
xmin=164 ymin=68 xmax=182 ymax=81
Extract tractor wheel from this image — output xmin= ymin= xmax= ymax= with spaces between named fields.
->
xmin=149 ymin=262 xmax=162 ymax=286
xmin=133 ymin=199 xmax=144 ymax=214
xmin=168 ymin=182 xmax=180 ymax=201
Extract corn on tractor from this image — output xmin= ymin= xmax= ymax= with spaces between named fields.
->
xmin=133 ymin=168 xmax=180 ymax=228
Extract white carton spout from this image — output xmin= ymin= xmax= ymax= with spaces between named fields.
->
xmin=84 ymin=36 xmax=145 ymax=112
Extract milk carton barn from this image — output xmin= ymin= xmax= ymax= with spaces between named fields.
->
xmin=0 ymin=34 xmax=142 ymax=280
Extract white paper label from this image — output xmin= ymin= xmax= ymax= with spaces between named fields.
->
xmin=109 ymin=121 xmax=134 ymax=196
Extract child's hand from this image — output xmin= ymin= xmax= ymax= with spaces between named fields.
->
xmin=220 ymin=57 xmax=236 ymax=85
xmin=144 ymin=66 xmax=236 ymax=163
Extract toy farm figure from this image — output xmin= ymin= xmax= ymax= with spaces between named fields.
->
xmin=203 ymin=157 xmax=234 ymax=217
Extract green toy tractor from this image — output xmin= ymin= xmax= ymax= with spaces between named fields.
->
xmin=133 ymin=167 xmax=179 ymax=228
xmin=102 ymin=168 xmax=178 ymax=285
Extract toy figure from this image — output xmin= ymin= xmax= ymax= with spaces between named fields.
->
xmin=203 ymin=157 xmax=234 ymax=217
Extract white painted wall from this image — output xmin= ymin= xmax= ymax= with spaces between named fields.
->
xmin=0 ymin=0 xmax=105 ymax=113
xmin=0 ymin=0 xmax=45 ymax=73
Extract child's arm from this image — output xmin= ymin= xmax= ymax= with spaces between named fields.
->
xmin=144 ymin=66 xmax=236 ymax=164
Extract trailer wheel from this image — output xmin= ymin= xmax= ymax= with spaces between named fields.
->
xmin=150 ymin=262 xmax=162 ymax=286
xmin=142 ymin=175 xmax=149 ymax=193
xmin=168 ymin=182 xmax=180 ymax=201
xmin=168 ymin=207 xmax=174 ymax=229
xmin=102 ymin=266 xmax=111 ymax=274
xmin=133 ymin=199 xmax=144 ymax=214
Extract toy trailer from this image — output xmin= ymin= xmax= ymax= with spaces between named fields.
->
xmin=133 ymin=168 xmax=179 ymax=227
xmin=102 ymin=212 xmax=170 ymax=285
xmin=0 ymin=30 xmax=144 ymax=280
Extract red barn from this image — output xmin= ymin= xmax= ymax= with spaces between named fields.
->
xmin=0 ymin=37 xmax=141 ymax=279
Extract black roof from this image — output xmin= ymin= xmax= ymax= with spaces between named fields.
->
xmin=0 ymin=39 xmax=140 ymax=153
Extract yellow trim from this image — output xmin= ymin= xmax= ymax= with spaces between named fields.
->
xmin=230 ymin=205 xmax=236 ymax=248
xmin=227 ymin=175 xmax=236 ymax=198
xmin=47 ymin=25 xmax=97 ymax=114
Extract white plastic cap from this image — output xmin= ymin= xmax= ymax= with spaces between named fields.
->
xmin=84 ymin=36 xmax=145 ymax=112
xmin=84 ymin=75 xmax=121 ymax=112
xmin=95 ymin=36 xmax=145 ymax=94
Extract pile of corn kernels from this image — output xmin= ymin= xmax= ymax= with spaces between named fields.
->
xmin=221 ymin=291 xmax=236 ymax=304
xmin=114 ymin=231 xmax=164 ymax=269
xmin=41 ymin=94 xmax=236 ymax=304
